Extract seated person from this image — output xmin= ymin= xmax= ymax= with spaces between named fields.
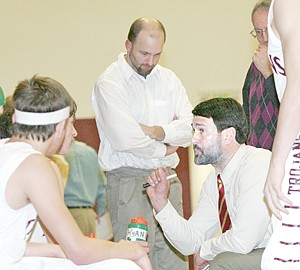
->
xmin=146 ymin=97 xmax=272 ymax=270
xmin=0 ymin=95 xmax=69 ymax=244
xmin=0 ymin=75 xmax=152 ymax=270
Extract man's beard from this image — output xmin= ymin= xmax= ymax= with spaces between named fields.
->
xmin=136 ymin=64 xmax=154 ymax=78
xmin=193 ymin=143 xmax=221 ymax=165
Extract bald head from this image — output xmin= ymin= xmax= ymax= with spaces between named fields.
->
xmin=127 ymin=17 xmax=166 ymax=43
xmin=251 ymin=0 xmax=271 ymax=18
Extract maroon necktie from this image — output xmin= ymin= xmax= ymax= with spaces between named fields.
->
xmin=217 ymin=174 xmax=232 ymax=233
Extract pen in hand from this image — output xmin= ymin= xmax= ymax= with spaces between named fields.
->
xmin=142 ymin=173 xmax=177 ymax=189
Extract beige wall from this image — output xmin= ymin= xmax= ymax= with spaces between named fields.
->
xmin=0 ymin=0 xmax=258 ymax=210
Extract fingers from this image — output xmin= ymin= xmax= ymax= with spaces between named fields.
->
xmin=264 ymin=184 xmax=292 ymax=220
xmin=147 ymin=172 xmax=160 ymax=187
xmin=265 ymin=188 xmax=283 ymax=220
xmin=258 ymin=43 xmax=267 ymax=50
xmin=131 ymin=240 xmax=150 ymax=254
xmin=254 ymin=45 xmax=268 ymax=57
xmin=252 ymin=49 xmax=259 ymax=61
xmin=254 ymin=45 xmax=260 ymax=54
xmin=132 ymin=240 xmax=149 ymax=248
xmin=146 ymin=167 xmax=169 ymax=187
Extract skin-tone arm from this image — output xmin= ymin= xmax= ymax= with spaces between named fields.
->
xmin=7 ymin=154 xmax=152 ymax=270
xmin=253 ymin=44 xmax=273 ymax=79
xmin=145 ymin=167 xmax=171 ymax=213
xmin=38 ymin=160 xmax=65 ymax=244
xmin=194 ymin=253 xmax=210 ymax=270
xmin=264 ymin=0 xmax=300 ymax=219
xmin=146 ymin=168 xmax=211 ymax=269
xmin=25 ymin=242 xmax=66 ymax=258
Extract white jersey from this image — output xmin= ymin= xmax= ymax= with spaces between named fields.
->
xmin=267 ymin=0 xmax=286 ymax=101
xmin=0 ymin=139 xmax=142 ymax=270
xmin=0 ymin=139 xmax=40 ymax=269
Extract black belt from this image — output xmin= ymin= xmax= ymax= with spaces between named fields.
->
xmin=68 ymin=206 xmax=92 ymax=209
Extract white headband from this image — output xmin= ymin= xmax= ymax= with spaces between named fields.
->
xmin=15 ymin=106 xmax=70 ymax=125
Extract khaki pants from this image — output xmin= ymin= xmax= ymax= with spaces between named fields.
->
xmin=107 ymin=167 xmax=188 ymax=270
xmin=210 ymin=248 xmax=265 ymax=270
xmin=68 ymin=208 xmax=96 ymax=236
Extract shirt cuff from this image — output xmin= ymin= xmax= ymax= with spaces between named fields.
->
xmin=161 ymin=125 xmax=175 ymax=143
xmin=154 ymin=200 xmax=178 ymax=224
xmin=200 ymin=239 xmax=215 ymax=261
xmin=152 ymin=142 xmax=167 ymax=159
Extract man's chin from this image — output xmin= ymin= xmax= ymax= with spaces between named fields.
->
xmin=138 ymin=67 xmax=153 ymax=77
xmin=194 ymin=157 xmax=205 ymax=165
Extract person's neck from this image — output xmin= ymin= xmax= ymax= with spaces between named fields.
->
xmin=214 ymin=143 xmax=240 ymax=174
xmin=8 ymin=136 xmax=53 ymax=156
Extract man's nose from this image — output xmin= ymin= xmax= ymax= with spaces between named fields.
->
xmin=262 ymin=31 xmax=268 ymax=44
xmin=192 ymin=132 xmax=199 ymax=144
xmin=146 ymin=55 xmax=154 ymax=66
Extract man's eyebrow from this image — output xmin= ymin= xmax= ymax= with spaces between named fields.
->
xmin=192 ymin=123 xmax=206 ymax=129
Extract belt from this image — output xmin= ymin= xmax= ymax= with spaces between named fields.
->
xmin=68 ymin=206 xmax=92 ymax=209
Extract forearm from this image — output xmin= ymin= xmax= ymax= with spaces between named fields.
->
xmin=271 ymin=2 xmax=300 ymax=166
xmin=25 ymin=242 xmax=66 ymax=258
xmin=270 ymin=86 xmax=300 ymax=167
xmin=261 ymin=65 xmax=273 ymax=79
xmin=65 ymin=237 xmax=148 ymax=266
xmin=150 ymin=196 xmax=168 ymax=213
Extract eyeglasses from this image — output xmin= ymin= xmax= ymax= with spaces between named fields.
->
xmin=250 ymin=28 xmax=268 ymax=39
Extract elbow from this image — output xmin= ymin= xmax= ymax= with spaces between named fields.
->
xmin=67 ymin=251 xmax=88 ymax=265
xmin=172 ymin=242 xmax=199 ymax=256
xmin=69 ymin=252 xmax=94 ymax=265
xmin=181 ymin=250 xmax=195 ymax=256
xmin=64 ymin=243 xmax=91 ymax=265
xmin=237 ymin=246 xmax=253 ymax=255
xmin=69 ymin=256 xmax=86 ymax=266
xmin=230 ymin=238 xmax=256 ymax=255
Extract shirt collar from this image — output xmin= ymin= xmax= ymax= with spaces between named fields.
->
xmin=118 ymin=52 xmax=159 ymax=82
xmin=218 ymin=144 xmax=247 ymax=185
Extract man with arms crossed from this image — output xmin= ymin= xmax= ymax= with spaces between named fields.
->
xmin=92 ymin=17 xmax=192 ymax=269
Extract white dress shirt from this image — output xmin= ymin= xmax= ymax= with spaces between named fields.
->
xmin=155 ymin=144 xmax=272 ymax=260
xmin=92 ymin=53 xmax=193 ymax=171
